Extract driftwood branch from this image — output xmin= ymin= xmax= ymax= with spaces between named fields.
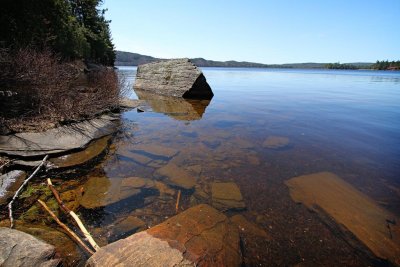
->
xmin=8 ymin=155 xmax=49 ymax=228
xmin=38 ymin=199 xmax=94 ymax=255
xmin=47 ymin=178 xmax=100 ymax=251
xmin=175 ymin=190 xmax=181 ymax=214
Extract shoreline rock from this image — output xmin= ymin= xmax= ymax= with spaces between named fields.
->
xmin=86 ymin=204 xmax=242 ymax=266
xmin=0 ymin=227 xmax=60 ymax=267
xmin=0 ymin=114 xmax=119 ymax=157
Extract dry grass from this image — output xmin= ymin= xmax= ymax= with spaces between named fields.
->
xmin=0 ymin=48 xmax=124 ymax=133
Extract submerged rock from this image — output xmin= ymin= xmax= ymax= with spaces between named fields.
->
xmin=111 ymin=216 xmax=146 ymax=240
xmin=0 ymin=170 xmax=26 ymax=205
xmin=154 ymin=163 xmax=197 ymax=190
xmin=60 ymin=188 xmax=83 ymax=212
xmin=133 ymin=144 xmax=179 ymax=159
xmin=262 ymin=136 xmax=289 ymax=149
xmin=211 ymin=182 xmax=246 ymax=210
xmin=49 ymin=136 xmax=110 ymax=168
xmin=230 ymin=214 xmax=270 ymax=239
xmin=285 ymin=172 xmax=400 ymax=266
xmin=0 ymin=114 xmax=119 ymax=157
xmin=134 ymin=58 xmax=213 ymax=99
xmin=80 ymin=176 xmax=155 ymax=209
xmin=86 ymin=204 xmax=242 ymax=267
xmin=0 ymin=227 xmax=60 ymax=267
xmin=154 ymin=181 xmax=175 ymax=196
xmin=116 ymin=148 xmax=154 ymax=165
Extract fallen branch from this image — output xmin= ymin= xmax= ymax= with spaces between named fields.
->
xmin=47 ymin=178 xmax=100 ymax=251
xmin=175 ymin=190 xmax=181 ymax=214
xmin=38 ymin=199 xmax=94 ymax=255
xmin=8 ymin=155 xmax=48 ymax=228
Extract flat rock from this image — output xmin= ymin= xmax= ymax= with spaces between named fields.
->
xmin=134 ymin=58 xmax=213 ymax=99
xmin=0 ymin=115 xmax=119 ymax=157
xmin=154 ymin=163 xmax=197 ymax=190
xmin=0 ymin=227 xmax=60 ymax=267
xmin=133 ymin=144 xmax=179 ymax=159
xmin=111 ymin=216 xmax=146 ymax=240
xmin=80 ymin=176 xmax=155 ymax=209
xmin=230 ymin=214 xmax=270 ymax=239
xmin=116 ymin=148 xmax=153 ymax=165
xmin=13 ymin=160 xmax=43 ymax=167
xmin=212 ymin=182 xmax=246 ymax=210
xmin=49 ymin=136 xmax=110 ymax=168
xmin=0 ymin=170 xmax=26 ymax=205
xmin=86 ymin=204 xmax=242 ymax=267
xmin=262 ymin=136 xmax=289 ymax=149
xmin=285 ymin=172 xmax=400 ymax=266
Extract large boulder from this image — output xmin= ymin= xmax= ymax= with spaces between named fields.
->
xmin=86 ymin=204 xmax=242 ymax=267
xmin=134 ymin=58 xmax=213 ymax=99
xmin=0 ymin=227 xmax=60 ymax=267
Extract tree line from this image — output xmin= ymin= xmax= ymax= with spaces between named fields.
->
xmin=0 ymin=0 xmax=115 ymax=65
xmin=371 ymin=60 xmax=400 ymax=70
xmin=324 ymin=61 xmax=400 ymax=70
xmin=325 ymin=63 xmax=358 ymax=70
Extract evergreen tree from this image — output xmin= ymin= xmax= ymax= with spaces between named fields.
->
xmin=0 ymin=0 xmax=115 ymax=65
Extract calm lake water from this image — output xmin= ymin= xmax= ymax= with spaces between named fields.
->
xmin=8 ymin=67 xmax=400 ymax=266
xmin=112 ymin=66 xmax=400 ymax=265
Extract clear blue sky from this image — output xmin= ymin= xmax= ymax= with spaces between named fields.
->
xmin=103 ymin=0 xmax=399 ymax=64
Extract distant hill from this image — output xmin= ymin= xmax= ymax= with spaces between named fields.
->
xmin=115 ymin=51 xmax=159 ymax=66
xmin=115 ymin=51 xmax=373 ymax=69
xmin=115 ymin=51 xmax=272 ymax=68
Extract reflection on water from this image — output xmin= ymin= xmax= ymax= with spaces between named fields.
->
xmin=135 ymin=89 xmax=211 ymax=121
xmin=5 ymin=67 xmax=400 ymax=266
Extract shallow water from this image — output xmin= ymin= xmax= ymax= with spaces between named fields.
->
xmin=112 ymin=67 xmax=400 ymax=265
xmin=7 ymin=67 xmax=400 ymax=266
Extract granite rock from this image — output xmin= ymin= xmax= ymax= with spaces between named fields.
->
xmin=0 ymin=227 xmax=60 ymax=267
xmin=86 ymin=204 xmax=242 ymax=267
xmin=134 ymin=58 xmax=213 ymax=99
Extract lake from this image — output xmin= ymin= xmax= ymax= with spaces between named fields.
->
xmin=11 ymin=67 xmax=400 ymax=266
xmin=114 ymin=66 xmax=400 ymax=266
